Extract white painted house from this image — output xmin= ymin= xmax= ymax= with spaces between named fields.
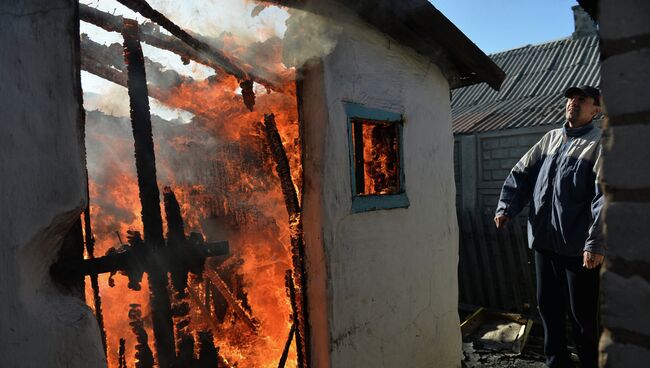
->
xmin=278 ymin=1 xmax=505 ymax=366
xmin=1 ymin=0 xmax=503 ymax=367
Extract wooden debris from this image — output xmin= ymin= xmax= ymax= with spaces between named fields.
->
xmin=197 ymin=331 xmax=219 ymax=368
xmin=186 ymin=284 xmax=221 ymax=333
xmin=108 ymin=0 xmax=285 ymax=92
xmin=285 ymin=271 xmax=305 ymax=368
xmin=128 ymin=304 xmax=155 ymax=368
xmin=240 ymin=79 xmax=256 ymax=112
xmin=118 ymin=338 xmax=127 ymax=368
xmin=277 ymin=323 xmax=296 ymax=368
xmin=460 ymin=307 xmax=534 ymax=355
xmin=263 ymin=114 xmax=310 ymax=368
xmin=204 ymin=269 xmax=260 ymax=332
xmin=83 ymin=207 xmax=108 ymax=354
xmin=122 ymin=19 xmax=176 ymax=367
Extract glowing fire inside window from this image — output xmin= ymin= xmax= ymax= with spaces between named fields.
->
xmin=351 ymin=118 xmax=402 ymax=196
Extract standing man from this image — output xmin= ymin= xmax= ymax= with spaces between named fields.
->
xmin=494 ymin=86 xmax=604 ymax=368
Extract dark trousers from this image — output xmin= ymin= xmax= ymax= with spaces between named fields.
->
xmin=534 ymin=250 xmax=600 ymax=368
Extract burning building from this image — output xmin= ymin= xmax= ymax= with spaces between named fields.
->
xmin=1 ymin=0 xmax=503 ymax=367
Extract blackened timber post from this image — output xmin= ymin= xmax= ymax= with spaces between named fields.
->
xmin=264 ymin=114 xmax=310 ymax=368
xmin=122 ymin=18 xmax=175 ymax=368
xmin=83 ymin=207 xmax=108 ymax=354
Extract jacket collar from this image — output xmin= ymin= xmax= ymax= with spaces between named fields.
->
xmin=563 ymin=121 xmax=594 ymax=138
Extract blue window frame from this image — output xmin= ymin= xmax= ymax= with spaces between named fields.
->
xmin=345 ymin=102 xmax=409 ymax=213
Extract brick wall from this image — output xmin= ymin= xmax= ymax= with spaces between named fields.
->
xmin=598 ymin=1 xmax=650 ymax=366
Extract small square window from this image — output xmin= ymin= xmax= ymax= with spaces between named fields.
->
xmin=351 ymin=119 xmax=401 ymax=195
xmin=345 ymin=102 xmax=409 ymax=213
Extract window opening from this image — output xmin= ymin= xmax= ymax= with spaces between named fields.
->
xmin=345 ymin=103 xmax=409 ymax=212
xmin=352 ymin=119 xmax=401 ymax=195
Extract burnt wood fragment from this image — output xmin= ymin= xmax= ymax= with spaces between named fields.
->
xmin=80 ymin=3 xmax=285 ymax=93
xmin=118 ymin=338 xmax=127 ymax=368
xmin=204 ymin=269 xmax=259 ymax=332
xmin=129 ymin=304 xmax=155 ymax=368
xmin=197 ymin=331 xmax=219 ymax=368
xmin=122 ymin=19 xmax=175 ymax=367
xmin=277 ymin=323 xmax=296 ymax=368
xmin=164 ymin=186 xmax=190 ymax=295
xmin=285 ymin=271 xmax=305 ymax=368
xmin=83 ymin=207 xmax=108 ymax=354
xmin=264 ymin=114 xmax=310 ymax=368
xmin=240 ymin=79 xmax=256 ymax=112
xmin=50 ymin=238 xmax=228 ymax=278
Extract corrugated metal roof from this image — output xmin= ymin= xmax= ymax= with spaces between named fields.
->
xmin=452 ymin=34 xmax=600 ymax=134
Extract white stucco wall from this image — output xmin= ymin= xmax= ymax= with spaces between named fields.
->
xmin=301 ymin=12 xmax=461 ymax=368
xmin=0 ymin=1 xmax=106 ymax=367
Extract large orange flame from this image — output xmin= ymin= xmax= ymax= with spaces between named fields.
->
xmin=85 ymin=44 xmax=300 ymax=367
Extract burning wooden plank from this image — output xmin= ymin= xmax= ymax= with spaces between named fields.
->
xmin=118 ymin=338 xmax=127 ymax=368
xmin=263 ymin=113 xmax=310 ymax=368
xmin=80 ymin=2 xmax=285 ymax=94
xmin=197 ymin=331 xmax=220 ymax=368
xmin=122 ymin=18 xmax=176 ymax=367
xmin=277 ymin=323 xmax=296 ymax=368
xmin=204 ymin=269 xmax=260 ymax=333
xmin=128 ymin=304 xmax=155 ymax=368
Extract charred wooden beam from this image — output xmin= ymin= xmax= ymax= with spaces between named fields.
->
xmin=81 ymin=35 xmax=189 ymax=91
xmin=197 ymin=331 xmax=219 ymax=368
xmin=83 ymin=207 xmax=108 ymax=354
xmin=115 ymin=0 xmax=246 ymax=78
xmin=264 ymin=114 xmax=310 ymax=368
xmin=118 ymin=338 xmax=127 ymax=368
xmin=122 ymin=19 xmax=176 ymax=367
xmin=204 ymin=269 xmax=260 ymax=332
xmin=164 ymin=186 xmax=190 ymax=295
xmin=187 ymin=284 xmax=221 ymax=333
xmin=240 ymin=79 xmax=255 ymax=112
xmin=285 ymin=271 xmax=305 ymax=368
xmin=80 ymin=52 xmax=186 ymax=115
xmin=277 ymin=323 xmax=296 ymax=368
xmin=51 ymin=237 xmax=228 ymax=277
xmin=171 ymin=300 xmax=194 ymax=367
xmin=129 ymin=304 xmax=155 ymax=368
xmin=80 ymin=2 xmax=284 ymax=93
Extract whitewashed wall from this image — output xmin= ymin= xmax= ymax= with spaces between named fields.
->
xmin=0 ymin=1 xmax=106 ymax=367
xmin=301 ymin=12 xmax=461 ymax=368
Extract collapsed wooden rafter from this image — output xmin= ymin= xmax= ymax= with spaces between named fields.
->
xmin=79 ymin=3 xmax=286 ymax=93
xmin=204 ymin=269 xmax=260 ymax=333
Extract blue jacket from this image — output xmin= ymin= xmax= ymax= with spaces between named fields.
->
xmin=495 ymin=122 xmax=604 ymax=256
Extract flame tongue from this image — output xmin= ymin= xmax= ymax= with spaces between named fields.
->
xmin=86 ymin=65 xmax=300 ymax=367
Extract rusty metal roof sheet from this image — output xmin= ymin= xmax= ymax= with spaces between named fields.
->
xmin=452 ymin=35 xmax=600 ymax=134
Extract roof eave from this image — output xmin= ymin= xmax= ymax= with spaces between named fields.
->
xmin=269 ymin=0 xmax=505 ymax=91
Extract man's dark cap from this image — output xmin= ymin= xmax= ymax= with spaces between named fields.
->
xmin=564 ymin=85 xmax=601 ymax=105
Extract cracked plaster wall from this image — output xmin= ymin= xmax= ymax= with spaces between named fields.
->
xmin=0 ymin=1 xmax=106 ymax=367
xmin=301 ymin=12 xmax=461 ymax=368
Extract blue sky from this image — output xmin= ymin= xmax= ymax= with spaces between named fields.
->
xmin=429 ymin=0 xmax=580 ymax=54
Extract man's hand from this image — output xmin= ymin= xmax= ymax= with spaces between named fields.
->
xmin=494 ymin=214 xmax=510 ymax=229
xmin=583 ymin=251 xmax=604 ymax=269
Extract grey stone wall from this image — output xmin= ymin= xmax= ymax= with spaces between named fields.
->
xmin=598 ymin=1 xmax=650 ymax=366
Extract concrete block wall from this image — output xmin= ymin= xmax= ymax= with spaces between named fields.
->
xmin=454 ymin=126 xmax=557 ymax=216
xmin=598 ymin=1 xmax=650 ymax=366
